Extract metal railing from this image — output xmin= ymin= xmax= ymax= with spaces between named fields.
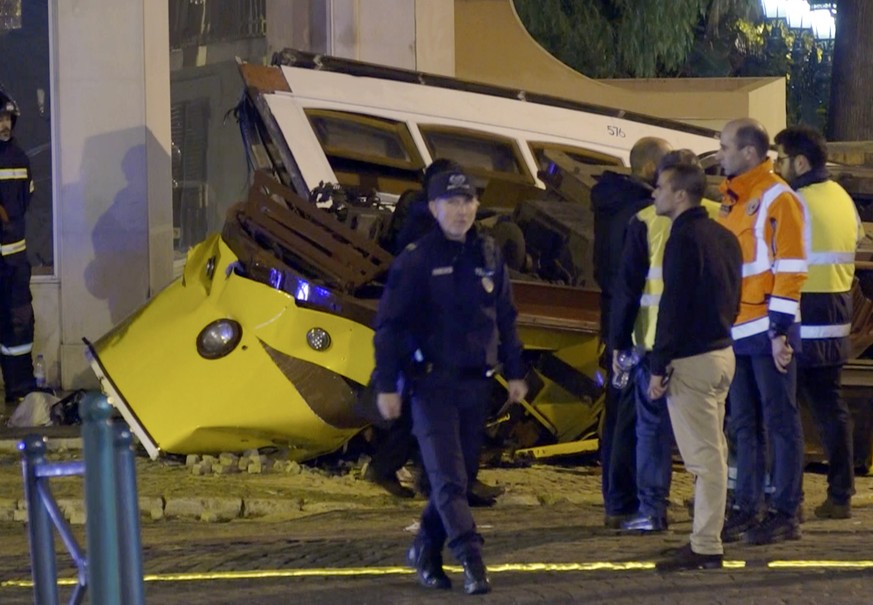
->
xmin=19 ymin=392 xmax=145 ymax=605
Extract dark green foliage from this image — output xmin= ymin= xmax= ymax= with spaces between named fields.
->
xmin=513 ymin=0 xmax=708 ymax=78
xmin=513 ymin=0 xmax=831 ymax=128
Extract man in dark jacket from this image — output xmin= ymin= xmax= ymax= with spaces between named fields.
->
xmin=367 ymin=159 xmax=459 ymax=498
xmin=647 ymin=161 xmax=742 ymax=571
xmin=374 ymin=167 xmax=527 ymax=595
xmin=0 ymin=90 xmax=36 ymax=403
xmin=591 ymin=136 xmax=671 ymax=527
xmin=366 ymin=158 xmax=504 ymax=506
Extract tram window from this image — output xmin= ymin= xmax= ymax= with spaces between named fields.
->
xmin=305 ymin=109 xmax=423 ymax=170
xmin=530 ymin=143 xmax=623 ymax=171
xmin=419 ymin=126 xmax=534 ymax=186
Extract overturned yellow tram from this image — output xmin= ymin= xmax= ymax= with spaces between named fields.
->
xmin=87 ymin=50 xmax=728 ymax=460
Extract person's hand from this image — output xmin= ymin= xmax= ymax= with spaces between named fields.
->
xmin=771 ymin=335 xmax=793 ymax=374
xmin=612 ymin=350 xmax=621 ymax=377
xmin=506 ymin=379 xmax=528 ymax=404
xmin=377 ymin=392 xmax=402 ymax=420
xmin=648 ymin=373 xmax=667 ymax=401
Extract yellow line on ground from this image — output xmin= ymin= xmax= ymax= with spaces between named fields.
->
xmin=4 ymin=559 xmax=873 ymax=588
xmin=768 ymin=560 xmax=873 ymax=569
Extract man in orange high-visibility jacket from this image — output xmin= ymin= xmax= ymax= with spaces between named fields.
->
xmin=715 ymin=119 xmax=807 ymax=546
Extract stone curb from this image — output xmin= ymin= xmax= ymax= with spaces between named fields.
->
xmin=0 ymin=437 xmax=83 ymax=455
xmin=0 ymin=494 xmax=410 ymax=525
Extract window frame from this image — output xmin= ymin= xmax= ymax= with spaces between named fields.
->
xmin=304 ymin=108 xmax=425 ymax=172
xmin=418 ymin=124 xmax=536 ymax=187
xmin=528 ymin=142 xmax=624 ymax=170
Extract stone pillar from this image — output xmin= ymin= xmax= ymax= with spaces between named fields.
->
xmin=53 ymin=0 xmax=172 ymax=387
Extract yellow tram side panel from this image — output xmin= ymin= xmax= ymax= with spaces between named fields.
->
xmin=91 ymin=234 xmax=370 ymax=459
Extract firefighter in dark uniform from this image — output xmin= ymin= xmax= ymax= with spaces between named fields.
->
xmin=374 ymin=167 xmax=527 ymax=595
xmin=0 ymin=91 xmax=36 ymax=403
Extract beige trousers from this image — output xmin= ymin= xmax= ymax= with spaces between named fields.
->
xmin=666 ymin=347 xmax=735 ymax=555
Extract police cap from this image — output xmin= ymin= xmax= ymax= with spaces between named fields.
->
xmin=427 ymin=169 xmax=476 ymax=201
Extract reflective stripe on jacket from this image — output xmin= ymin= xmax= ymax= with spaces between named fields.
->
xmin=633 ymin=200 xmax=721 ymax=350
xmin=796 ymin=178 xmax=863 ymax=366
xmin=717 ymin=160 xmax=808 ymax=352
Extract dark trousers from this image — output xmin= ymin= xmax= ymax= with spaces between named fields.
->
xmin=798 ymin=364 xmax=854 ymax=504
xmin=411 ymin=377 xmax=491 ymax=562
xmin=600 ymin=369 xmax=639 ymax=516
xmin=368 ymin=396 xmax=415 ymax=480
xmin=632 ymin=356 xmax=673 ymax=518
xmin=0 ymin=253 xmax=35 ymax=400
xmin=729 ymin=354 xmax=804 ymax=517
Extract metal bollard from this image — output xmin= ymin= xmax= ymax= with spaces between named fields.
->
xmin=19 ymin=435 xmax=60 ymax=605
xmin=113 ymin=423 xmax=145 ymax=605
xmin=80 ymin=393 xmax=122 ymax=605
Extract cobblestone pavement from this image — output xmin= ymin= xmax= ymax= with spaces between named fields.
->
xmin=2 ymin=481 xmax=873 ymax=604
xmin=1 ymin=423 xmax=873 ymax=603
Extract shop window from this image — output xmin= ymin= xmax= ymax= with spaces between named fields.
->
xmin=171 ymin=98 xmax=210 ymax=254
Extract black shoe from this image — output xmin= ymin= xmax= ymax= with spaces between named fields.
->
xmin=604 ymin=513 xmax=635 ymax=529
xmin=462 ymin=556 xmax=491 ymax=595
xmin=721 ymin=508 xmax=757 ymax=543
xmin=621 ymin=513 xmax=668 ymax=533
xmin=470 ymin=479 xmax=504 ymax=500
xmin=814 ymin=498 xmax=851 ymax=519
xmin=363 ymin=465 xmax=415 ymax=499
xmin=656 ymin=543 xmax=723 ymax=572
xmin=407 ymin=542 xmax=451 ymax=590
xmin=467 ymin=491 xmax=497 ymax=508
xmin=744 ymin=511 xmax=801 ymax=545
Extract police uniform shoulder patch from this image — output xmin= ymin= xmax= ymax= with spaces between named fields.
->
xmin=746 ymin=198 xmax=761 ymax=216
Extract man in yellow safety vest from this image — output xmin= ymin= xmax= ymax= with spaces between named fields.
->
xmin=610 ymin=149 xmax=720 ymax=532
xmin=774 ymin=125 xmax=864 ymax=520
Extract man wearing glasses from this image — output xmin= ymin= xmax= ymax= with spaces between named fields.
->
xmin=774 ymin=125 xmax=863 ymax=520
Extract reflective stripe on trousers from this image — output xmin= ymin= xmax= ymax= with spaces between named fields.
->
xmin=1 ymin=342 xmax=33 ymax=356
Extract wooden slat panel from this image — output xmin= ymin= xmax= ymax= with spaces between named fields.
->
xmin=255 ymin=171 xmax=393 ymax=266
xmin=243 ymin=207 xmax=362 ymax=289
xmin=248 ymin=189 xmax=374 ymax=281
xmin=244 ymin=171 xmax=394 ymax=291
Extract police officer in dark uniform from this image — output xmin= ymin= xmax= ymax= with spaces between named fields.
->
xmin=364 ymin=159 xmax=463 ymax=499
xmin=0 ymin=90 xmax=36 ymax=403
xmin=374 ymin=167 xmax=527 ymax=595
